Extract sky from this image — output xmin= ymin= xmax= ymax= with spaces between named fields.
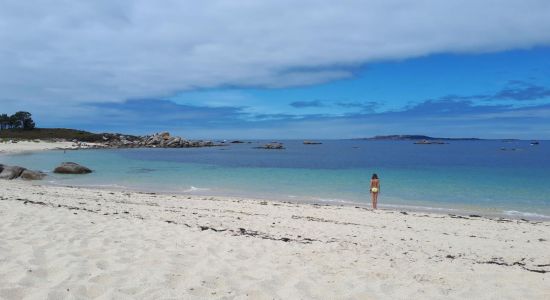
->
xmin=1 ymin=1 xmax=550 ymax=139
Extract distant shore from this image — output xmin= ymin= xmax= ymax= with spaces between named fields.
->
xmin=0 ymin=140 xmax=98 ymax=154
xmin=0 ymin=128 xmax=221 ymax=150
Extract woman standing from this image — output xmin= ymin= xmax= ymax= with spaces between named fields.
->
xmin=370 ymin=173 xmax=380 ymax=209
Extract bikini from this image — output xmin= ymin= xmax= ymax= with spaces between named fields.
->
xmin=371 ymin=180 xmax=379 ymax=193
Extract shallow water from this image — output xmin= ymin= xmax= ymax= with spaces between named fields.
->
xmin=2 ymin=140 xmax=549 ymax=219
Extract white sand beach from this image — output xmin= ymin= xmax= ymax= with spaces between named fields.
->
xmin=2 ymin=0 xmax=549 ymax=298
xmin=0 ymin=140 xmax=93 ymax=154
xmin=1 ymin=179 xmax=549 ymax=299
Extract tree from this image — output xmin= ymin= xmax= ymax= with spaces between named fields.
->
xmin=0 ymin=114 xmax=9 ymax=130
xmin=23 ymin=117 xmax=36 ymax=130
xmin=0 ymin=111 xmax=36 ymax=130
xmin=12 ymin=111 xmax=35 ymax=130
xmin=8 ymin=115 xmax=18 ymax=129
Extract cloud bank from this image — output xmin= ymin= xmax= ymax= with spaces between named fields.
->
xmin=490 ymin=81 xmax=550 ymax=101
xmin=1 ymin=0 xmax=550 ymax=105
xmin=66 ymin=98 xmax=550 ymax=139
xmin=290 ymin=100 xmax=325 ymax=108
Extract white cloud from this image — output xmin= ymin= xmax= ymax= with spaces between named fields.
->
xmin=1 ymin=0 xmax=550 ymax=105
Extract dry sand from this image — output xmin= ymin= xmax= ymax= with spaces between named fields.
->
xmin=0 ymin=140 xmax=93 ymax=154
xmin=1 ymin=180 xmax=549 ymax=299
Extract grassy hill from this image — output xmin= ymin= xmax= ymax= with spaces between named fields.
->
xmin=0 ymin=128 xmax=105 ymax=142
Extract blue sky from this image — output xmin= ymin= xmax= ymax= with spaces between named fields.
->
xmin=171 ymin=48 xmax=550 ymax=118
xmin=1 ymin=1 xmax=550 ymax=139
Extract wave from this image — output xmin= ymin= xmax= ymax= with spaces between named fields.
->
xmin=303 ymin=198 xmax=550 ymax=220
xmin=503 ymin=210 xmax=550 ymax=220
xmin=380 ymin=203 xmax=458 ymax=212
xmin=313 ymin=197 xmax=359 ymax=204
xmin=46 ymin=181 xmax=128 ymax=189
xmin=83 ymin=184 xmax=128 ymax=189
xmin=182 ymin=186 xmax=210 ymax=193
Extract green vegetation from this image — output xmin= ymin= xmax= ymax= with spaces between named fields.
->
xmin=0 ymin=112 xmax=143 ymax=143
xmin=0 ymin=128 xmax=106 ymax=142
xmin=0 ymin=111 xmax=35 ymax=130
xmin=0 ymin=111 xmax=104 ymax=142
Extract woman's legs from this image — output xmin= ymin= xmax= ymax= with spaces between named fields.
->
xmin=372 ymin=192 xmax=378 ymax=209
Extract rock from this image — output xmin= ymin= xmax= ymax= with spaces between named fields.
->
xmin=166 ymin=136 xmax=182 ymax=147
xmin=256 ymin=143 xmax=285 ymax=150
xmin=303 ymin=140 xmax=322 ymax=145
xmin=0 ymin=165 xmax=26 ymax=180
xmin=0 ymin=165 xmax=45 ymax=180
xmin=81 ymin=131 xmax=223 ymax=149
xmin=20 ymin=170 xmax=47 ymax=180
xmin=54 ymin=162 xmax=92 ymax=174
xmin=230 ymin=140 xmax=245 ymax=144
xmin=147 ymin=134 xmax=163 ymax=145
xmin=121 ymin=139 xmax=132 ymax=146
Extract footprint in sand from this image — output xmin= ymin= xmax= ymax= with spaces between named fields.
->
xmin=96 ymin=260 xmax=109 ymax=270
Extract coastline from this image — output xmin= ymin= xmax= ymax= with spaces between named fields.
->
xmin=2 ymin=140 xmax=550 ymax=222
xmin=39 ymin=179 xmax=550 ymax=222
xmin=0 ymin=140 xmax=97 ymax=154
xmin=1 ymin=180 xmax=549 ymax=299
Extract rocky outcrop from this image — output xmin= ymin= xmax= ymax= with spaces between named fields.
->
xmin=98 ymin=132 xmax=220 ymax=149
xmin=0 ymin=164 xmax=45 ymax=180
xmin=0 ymin=165 xmax=26 ymax=180
xmin=20 ymin=169 xmax=47 ymax=180
xmin=303 ymin=141 xmax=322 ymax=145
xmin=54 ymin=162 xmax=92 ymax=174
xmin=256 ymin=143 xmax=285 ymax=150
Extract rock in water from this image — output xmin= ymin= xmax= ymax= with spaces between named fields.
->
xmin=54 ymin=162 xmax=92 ymax=174
xmin=0 ymin=165 xmax=26 ymax=180
xmin=256 ymin=143 xmax=285 ymax=149
xmin=20 ymin=170 xmax=47 ymax=180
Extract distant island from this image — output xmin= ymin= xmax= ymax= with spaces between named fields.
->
xmin=358 ymin=135 xmax=482 ymax=141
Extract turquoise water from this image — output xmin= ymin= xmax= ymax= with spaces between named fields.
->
xmin=2 ymin=140 xmax=549 ymax=219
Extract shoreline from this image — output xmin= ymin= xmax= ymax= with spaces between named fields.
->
xmin=1 ymin=140 xmax=549 ymax=222
xmin=40 ymin=180 xmax=550 ymax=222
xmin=1 ymin=180 xmax=549 ymax=298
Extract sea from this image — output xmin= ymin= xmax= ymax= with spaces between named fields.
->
xmin=2 ymin=139 xmax=549 ymax=220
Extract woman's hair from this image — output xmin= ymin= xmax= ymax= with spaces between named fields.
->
xmin=372 ymin=173 xmax=378 ymax=179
